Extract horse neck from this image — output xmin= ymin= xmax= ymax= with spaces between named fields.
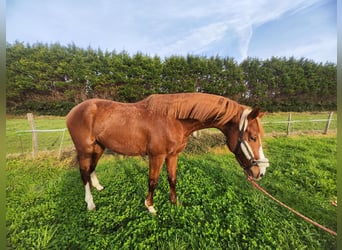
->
xmin=179 ymin=120 xmax=209 ymax=136
xmin=180 ymin=110 xmax=241 ymax=137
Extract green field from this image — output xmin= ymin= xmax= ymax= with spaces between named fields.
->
xmin=6 ymin=135 xmax=336 ymax=249
xmin=6 ymin=116 xmax=73 ymax=155
xmin=262 ymin=111 xmax=337 ymax=135
xmin=5 ymin=111 xmax=337 ymax=155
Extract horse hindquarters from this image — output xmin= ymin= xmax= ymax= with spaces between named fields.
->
xmin=66 ymin=102 xmax=105 ymax=210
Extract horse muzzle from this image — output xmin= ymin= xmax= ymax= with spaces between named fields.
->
xmin=250 ymin=158 xmax=269 ymax=180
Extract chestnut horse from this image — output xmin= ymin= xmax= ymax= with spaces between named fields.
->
xmin=66 ymin=93 xmax=269 ymax=213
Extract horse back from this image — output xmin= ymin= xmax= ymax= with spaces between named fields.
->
xmin=66 ymin=98 xmax=185 ymax=156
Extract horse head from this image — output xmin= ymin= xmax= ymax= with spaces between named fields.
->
xmin=225 ymin=108 xmax=269 ymax=180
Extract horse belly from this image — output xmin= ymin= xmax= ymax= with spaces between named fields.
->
xmin=97 ymin=127 xmax=149 ymax=156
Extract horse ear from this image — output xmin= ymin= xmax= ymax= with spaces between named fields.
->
xmin=247 ymin=107 xmax=261 ymax=120
xmin=258 ymin=111 xmax=265 ymax=119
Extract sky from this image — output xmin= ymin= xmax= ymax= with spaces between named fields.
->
xmin=6 ymin=0 xmax=337 ymax=63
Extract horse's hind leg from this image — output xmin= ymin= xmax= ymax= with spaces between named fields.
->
xmin=90 ymin=171 xmax=103 ymax=191
xmin=79 ymin=154 xmax=96 ymax=210
xmin=90 ymin=143 xmax=105 ymax=191
xmin=79 ymin=144 xmax=104 ymax=210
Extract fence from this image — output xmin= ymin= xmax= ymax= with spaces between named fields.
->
xmin=262 ymin=111 xmax=336 ymax=136
xmin=10 ymin=112 xmax=336 ymax=159
xmin=16 ymin=128 xmax=67 ymax=159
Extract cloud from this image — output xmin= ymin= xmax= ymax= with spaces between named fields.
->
xmin=7 ymin=0 xmax=334 ymax=62
xmin=247 ymin=0 xmax=336 ymax=62
xmin=140 ymin=0 xmax=326 ymax=59
xmin=156 ymin=21 xmax=230 ymax=56
xmin=280 ymin=37 xmax=336 ymax=62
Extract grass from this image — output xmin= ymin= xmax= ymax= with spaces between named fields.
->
xmin=6 ymin=116 xmax=73 ymax=155
xmin=6 ymin=135 xmax=336 ymax=249
xmin=5 ymin=112 xmax=336 ymax=155
xmin=262 ymin=111 xmax=337 ymax=135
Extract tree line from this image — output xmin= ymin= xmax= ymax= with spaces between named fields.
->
xmin=6 ymin=41 xmax=336 ymax=115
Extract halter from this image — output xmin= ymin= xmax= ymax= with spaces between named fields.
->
xmin=234 ymin=109 xmax=269 ymax=170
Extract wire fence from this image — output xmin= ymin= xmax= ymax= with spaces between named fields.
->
xmin=262 ymin=111 xmax=336 ymax=136
xmin=9 ymin=111 xmax=336 ymax=159
xmin=15 ymin=129 xmax=68 ymax=159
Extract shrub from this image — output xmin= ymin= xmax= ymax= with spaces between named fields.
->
xmin=185 ymin=131 xmax=226 ymax=154
xmin=8 ymin=101 xmax=75 ymax=116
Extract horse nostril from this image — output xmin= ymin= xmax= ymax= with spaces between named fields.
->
xmin=259 ymin=173 xmax=264 ymax=178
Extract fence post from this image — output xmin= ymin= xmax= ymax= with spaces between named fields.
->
xmin=287 ymin=113 xmax=292 ymax=136
xmin=323 ymin=112 xmax=333 ymax=134
xmin=27 ymin=113 xmax=38 ymax=157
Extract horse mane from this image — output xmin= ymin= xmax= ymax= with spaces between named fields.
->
xmin=144 ymin=93 xmax=242 ymax=126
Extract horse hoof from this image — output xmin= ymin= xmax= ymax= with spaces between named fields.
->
xmin=144 ymin=200 xmax=157 ymax=215
xmin=147 ymin=206 xmax=157 ymax=216
xmin=94 ymin=185 xmax=104 ymax=192
xmin=171 ymin=199 xmax=182 ymax=206
xmin=87 ymin=203 xmax=96 ymax=211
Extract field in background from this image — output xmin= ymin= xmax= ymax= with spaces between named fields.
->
xmin=6 ymin=116 xmax=73 ymax=155
xmin=262 ymin=111 xmax=336 ymax=136
xmin=5 ymin=111 xmax=337 ymax=155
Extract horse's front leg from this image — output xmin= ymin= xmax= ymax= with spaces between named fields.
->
xmin=166 ymin=154 xmax=179 ymax=204
xmin=145 ymin=155 xmax=165 ymax=215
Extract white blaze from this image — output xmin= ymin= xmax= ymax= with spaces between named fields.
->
xmin=257 ymin=136 xmax=269 ymax=176
xmin=239 ymin=109 xmax=269 ymax=178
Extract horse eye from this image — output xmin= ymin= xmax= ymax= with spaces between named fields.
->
xmin=250 ymin=135 xmax=257 ymax=142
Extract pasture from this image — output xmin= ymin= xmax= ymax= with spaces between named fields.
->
xmin=5 ymin=111 xmax=336 ymax=155
xmin=6 ymin=114 xmax=336 ymax=249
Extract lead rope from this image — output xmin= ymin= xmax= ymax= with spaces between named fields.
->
xmin=245 ymin=173 xmax=337 ymax=236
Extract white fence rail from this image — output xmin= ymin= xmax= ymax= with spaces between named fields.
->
xmin=262 ymin=111 xmax=335 ymax=135
xmin=13 ymin=112 xmax=336 ymax=159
